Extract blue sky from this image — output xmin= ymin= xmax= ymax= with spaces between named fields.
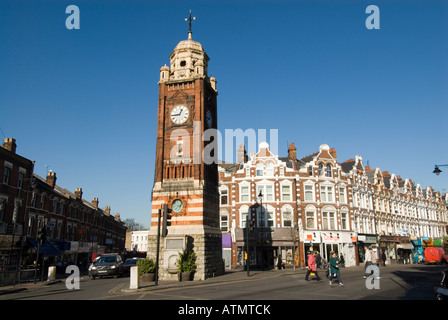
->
xmin=1 ymin=0 xmax=447 ymax=228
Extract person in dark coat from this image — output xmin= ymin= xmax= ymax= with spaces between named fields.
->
xmin=329 ymin=251 xmax=343 ymax=286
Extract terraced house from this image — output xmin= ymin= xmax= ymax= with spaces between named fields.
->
xmin=0 ymin=138 xmax=127 ymax=285
xmin=219 ymin=142 xmax=448 ymax=269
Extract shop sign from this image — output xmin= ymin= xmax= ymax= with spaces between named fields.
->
xmin=322 ymin=233 xmax=339 ymax=243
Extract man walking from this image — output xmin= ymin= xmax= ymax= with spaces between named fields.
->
xmin=363 ymin=245 xmax=372 ymax=279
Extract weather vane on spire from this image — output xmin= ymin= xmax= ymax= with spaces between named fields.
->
xmin=185 ymin=9 xmax=195 ymax=37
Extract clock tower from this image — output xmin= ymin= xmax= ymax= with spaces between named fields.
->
xmin=148 ymin=14 xmax=223 ymax=281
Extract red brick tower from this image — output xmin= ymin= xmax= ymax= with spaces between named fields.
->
xmin=148 ymin=22 xmax=222 ymax=280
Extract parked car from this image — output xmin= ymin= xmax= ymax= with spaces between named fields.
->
xmin=424 ymin=247 xmax=448 ymax=264
xmin=88 ymin=254 xmax=124 ymax=279
xmin=123 ymin=257 xmax=143 ymax=275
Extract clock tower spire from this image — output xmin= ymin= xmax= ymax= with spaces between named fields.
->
xmin=148 ymin=13 xmax=222 ymax=281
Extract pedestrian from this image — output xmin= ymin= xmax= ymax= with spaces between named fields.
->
xmin=315 ymin=251 xmax=322 ymax=269
xmin=371 ymin=248 xmax=381 ymax=279
xmin=381 ymin=250 xmax=387 ymax=267
xmin=363 ymin=245 xmax=372 ymax=279
xmin=339 ymin=253 xmax=345 ymax=268
xmin=305 ymin=251 xmax=321 ymax=281
xmin=277 ymin=254 xmax=283 ymax=270
xmin=329 ymin=251 xmax=343 ymax=286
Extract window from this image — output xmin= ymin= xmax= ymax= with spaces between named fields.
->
xmin=282 ymin=206 xmax=292 ymax=227
xmin=27 ymin=214 xmax=36 ymax=236
xmin=220 ymin=211 xmax=229 ymax=231
xmin=305 ymin=207 xmax=316 ymax=229
xmin=320 ymin=186 xmax=334 ymax=202
xmin=281 ymin=185 xmax=291 ymax=201
xmin=322 ymin=209 xmax=336 ymax=230
xmin=326 ymin=164 xmax=332 ymax=177
xmin=18 ymin=172 xmax=24 ymax=189
xmin=339 ymin=187 xmax=346 ymax=204
xmin=341 ymin=210 xmax=348 ymax=230
xmin=240 ymin=186 xmax=249 ymax=202
xmin=256 ymin=163 xmax=263 ymax=176
xmin=220 ymin=189 xmax=228 ymax=205
xmin=240 ymin=206 xmax=249 ymax=228
xmin=265 ymin=162 xmax=274 ymax=176
xmin=3 ymin=166 xmax=11 ymax=184
xmin=279 ymin=166 xmax=284 ymax=176
xmin=305 ymin=185 xmax=314 ymax=201
xmin=257 ymin=185 xmax=274 ymax=202
xmin=52 ymin=200 xmax=57 ymax=213
xmin=31 ymin=192 xmax=37 ymax=208
xmin=318 ymin=164 xmax=323 ymax=176
xmin=257 ymin=206 xmax=274 ymax=227
xmin=309 ymin=166 xmax=313 ymax=176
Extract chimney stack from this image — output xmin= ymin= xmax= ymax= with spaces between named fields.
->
xmin=46 ymin=171 xmax=57 ymax=188
xmin=105 ymin=206 xmax=111 ymax=216
xmin=3 ymin=138 xmax=17 ymax=154
xmin=288 ymin=143 xmax=297 ymax=161
xmin=92 ymin=198 xmax=99 ymax=209
xmin=237 ymin=145 xmax=247 ymax=163
xmin=115 ymin=213 xmax=121 ymax=222
xmin=75 ymin=188 xmax=83 ymax=200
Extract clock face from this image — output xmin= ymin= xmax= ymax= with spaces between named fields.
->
xmin=205 ymin=110 xmax=213 ymax=128
xmin=171 ymin=105 xmax=189 ymax=125
xmin=172 ymin=199 xmax=183 ymax=213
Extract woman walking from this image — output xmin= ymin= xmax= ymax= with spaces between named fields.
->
xmin=329 ymin=251 xmax=343 ymax=286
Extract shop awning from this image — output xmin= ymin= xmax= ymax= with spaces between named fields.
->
xmin=396 ymin=243 xmax=414 ymax=250
xmin=27 ymin=237 xmax=61 ymax=256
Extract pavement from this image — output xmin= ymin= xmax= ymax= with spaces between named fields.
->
xmin=121 ymin=266 xmax=313 ymax=294
xmin=0 ymin=263 xmax=420 ymax=296
xmin=0 ymin=267 xmax=308 ymax=296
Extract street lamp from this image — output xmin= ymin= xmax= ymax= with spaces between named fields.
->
xmin=433 ymin=164 xmax=448 ymax=176
xmin=257 ymin=190 xmax=264 ymax=271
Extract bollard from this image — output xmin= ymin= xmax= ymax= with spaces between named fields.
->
xmin=129 ymin=266 xmax=140 ymax=289
xmin=47 ymin=266 xmax=56 ymax=281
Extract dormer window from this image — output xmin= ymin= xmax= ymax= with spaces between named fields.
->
xmin=326 ymin=164 xmax=332 ymax=177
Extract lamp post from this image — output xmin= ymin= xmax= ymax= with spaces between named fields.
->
xmin=433 ymin=164 xmax=448 ymax=176
xmin=258 ymin=190 xmax=264 ymax=271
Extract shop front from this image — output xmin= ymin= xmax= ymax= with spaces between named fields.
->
xmin=379 ymin=235 xmax=412 ymax=264
xmin=357 ymin=234 xmax=378 ymax=263
xmin=303 ymin=231 xmax=357 ymax=267
xmin=234 ymin=227 xmax=299 ymax=269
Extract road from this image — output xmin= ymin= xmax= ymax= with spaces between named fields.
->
xmin=1 ymin=263 xmax=445 ymax=302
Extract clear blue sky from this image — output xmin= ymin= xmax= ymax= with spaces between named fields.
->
xmin=1 ymin=0 xmax=447 ymax=228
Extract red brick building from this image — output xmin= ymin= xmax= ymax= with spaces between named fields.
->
xmin=0 ymin=138 xmax=127 ymax=285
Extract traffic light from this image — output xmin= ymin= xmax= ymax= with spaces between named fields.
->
xmin=249 ymin=220 xmax=255 ymax=234
xmin=162 ymin=204 xmax=172 ymax=237
xmin=37 ymin=226 xmax=47 ymax=245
